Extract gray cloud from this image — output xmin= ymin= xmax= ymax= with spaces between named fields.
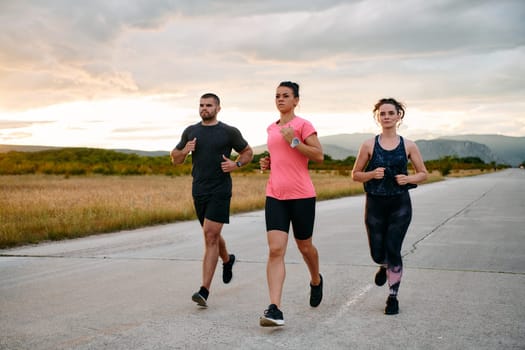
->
xmin=0 ymin=131 xmax=33 ymax=140
xmin=112 ymin=126 xmax=167 ymax=133
xmin=0 ymin=0 xmax=524 ymax=134
xmin=0 ymin=120 xmax=53 ymax=128
xmin=0 ymin=121 xmax=34 ymax=129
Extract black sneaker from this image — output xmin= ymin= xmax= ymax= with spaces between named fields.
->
xmin=222 ymin=254 xmax=235 ymax=284
xmin=259 ymin=304 xmax=285 ymax=327
xmin=310 ymin=274 xmax=323 ymax=307
xmin=192 ymin=286 xmax=209 ymax=308
xmin=375 ymin=266 xmax=387 ymax=286
xmin=384 ymin=295 xmax=399 ymax=315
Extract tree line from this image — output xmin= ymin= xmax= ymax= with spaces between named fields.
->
xmin=0 ymin=147 xmax=510 ymax=176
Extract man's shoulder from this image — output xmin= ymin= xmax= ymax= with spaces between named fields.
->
xmin=216 ymin=121 xmax=241 ymax=133
xmin=184 ymin=122 xmax=202 ymax=131
xmin=216 ymin=120 xmax=232 ymax=128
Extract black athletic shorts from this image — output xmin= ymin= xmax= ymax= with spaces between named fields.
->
xmin=265 ymin=196 xmax=316 ymax=240
xmin=193 ymin=192 xmax=231 ymax=226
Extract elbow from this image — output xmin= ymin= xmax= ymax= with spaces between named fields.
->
xmin=413 ymin=170 xmax=428 ymax=183
xmin=170 ymin=154 xmax=183 ymax=165
xmin=241 ymin=147 xmax=254 ymax=163
xmin=247 ymin=150 xmax=254 ymax=162
xmin=351 ymin=171 xmax=364 ymax=183
xmin=314 ymin=149 xmax=324 ymax=163
xmin=312 ymin=153 xmax=324 ymax=163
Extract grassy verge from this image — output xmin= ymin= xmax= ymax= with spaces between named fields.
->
xmin=0 ymin=171 xmax=443 ymax=249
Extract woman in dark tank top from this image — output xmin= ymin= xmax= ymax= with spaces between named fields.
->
xmin=364 ymin=134 xmax=417 ymax=196
xmin=352 ymin=98 xmax=428 ymax=315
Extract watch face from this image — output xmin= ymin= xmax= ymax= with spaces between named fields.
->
xmin=291 ymin=137 xmax=300 ymax=147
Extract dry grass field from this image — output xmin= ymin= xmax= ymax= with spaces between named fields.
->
xmin=0 ymin=171 xmax=442 ymax=248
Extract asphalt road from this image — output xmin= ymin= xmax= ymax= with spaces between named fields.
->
xmin=1 ymin=169 xmax=524 ymax=350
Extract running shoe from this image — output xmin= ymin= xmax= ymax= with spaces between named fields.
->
xmin=310 ymin=274 xmax=323 ymax=307
xmin=192 ymin=287 xmax=209 ymax=308
xmin=259 ymin=304 xmax=285 ymax=327
xmin=222 ymin=254 xmax=235 ymax=284
xmin=384 ymin=295 xmax=399 ymax=315
xmin=375 ymin=266 xmax=387 ymax=286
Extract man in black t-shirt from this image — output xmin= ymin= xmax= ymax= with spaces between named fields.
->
xmin=171 ymin=93 xmax=253 ymax=307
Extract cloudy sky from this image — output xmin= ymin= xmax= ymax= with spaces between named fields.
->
xmin=1 ymin=0 xmax=524 ymax=151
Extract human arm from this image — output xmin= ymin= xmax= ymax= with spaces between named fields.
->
xmin=170 ymin=137 xmax=196 ymax=165
xmin=220 ymin=145 xmax=254 ymax=173
xmin=395 ymin=140 xmax=428 ymax=185
xmin=280 ymin=126 xmax=324 ymax=163
xmin=351 ymin=139 xmax=385 ymax=183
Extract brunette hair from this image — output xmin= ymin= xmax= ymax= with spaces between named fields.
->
xmin=278 ymin=81 xmax=300 ymax=98
xmin=373 ymin=97 xmax=405 ymax=119
xmin=201 ymin=93 xmax=220 ymax=105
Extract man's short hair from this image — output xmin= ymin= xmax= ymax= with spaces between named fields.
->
xmin=201 ymin=93 xmax=220 ymax=105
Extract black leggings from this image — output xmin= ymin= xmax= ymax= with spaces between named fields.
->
xmin=365 ymin=192 xmax=412 ymax=291
xmin=265 ymin=196 xmax=316 ymax=240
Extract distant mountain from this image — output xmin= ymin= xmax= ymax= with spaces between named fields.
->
xmin=439 ymin=135 xmax=525 ymax=167
xmin=2 ymin=133 xmax=524 ymax=166
xmin=316 ymin=133 xmax=372 ymax=160
xmin=0 ymin=144 xmax=61 ymax=153
xmin=0 ymin=145 xmax=169 ymax=158
xmin=254 ymin=133 xmax=524 ymax=166
xmin=114 ymin=149 xmax=169 ymax=157
xmin=252 ymin=133 xmax=371 ymax=157
xmin=315 ymin=134 xmax=502 ymax=164
xmin=415 ymin=139 xmax=498 ymax=164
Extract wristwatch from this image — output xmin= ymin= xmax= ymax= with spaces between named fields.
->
xmin=290 ymin=137 xmax=300 ymax=148
xmin=236 ymin=161 xmax=242 ymax=167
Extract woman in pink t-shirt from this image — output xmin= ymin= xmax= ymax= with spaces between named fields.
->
xmin=258 ymin=81 xmax=324 ymax=327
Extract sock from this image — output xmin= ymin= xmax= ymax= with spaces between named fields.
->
xmin=199 ymin=286 xmax=209 ymax=300
xmin=389 ymin=282 xmax=400 ymax=297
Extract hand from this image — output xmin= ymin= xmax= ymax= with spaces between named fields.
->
xmin=259 ymin=156 xmax=270 ymax=172
xmin=395 ymin=174 xmax=409 ymax=185
xmin=279 ymin=126 xmax=294 ymax=143
xmin=184 ymin=137 xmax=197 ymax=153
xmin=373 ymin=167 xmax=385 ymax=179
xmin=221 ymin=155 xmax=235 ymax=173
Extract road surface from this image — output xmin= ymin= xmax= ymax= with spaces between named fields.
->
xmin=1 ymin=169 xmax=524 ymax=349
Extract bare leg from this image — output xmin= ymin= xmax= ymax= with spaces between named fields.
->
xmin=296 ymin=237 xmax=321 ymax=285
xmin=218 ymin=234 xmax=230 ymax=263
xmin=201 ymin=219 xmax=225 ymax=290
xmin=266 ymin=230 xmax=288 ymax=308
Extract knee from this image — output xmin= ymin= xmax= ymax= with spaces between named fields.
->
xmin=203 ymin=230 xmax=220 ymax=246
xmin=268 ymin=245 xmax=286 ymax=259
xmin=297 ymin=240 xmax=316 ymax=257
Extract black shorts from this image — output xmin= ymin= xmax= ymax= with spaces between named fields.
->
xmin=193 ymin=193 xmax=231 ymax=226
xmin=265 ymin=196 xmax=316 ymax=240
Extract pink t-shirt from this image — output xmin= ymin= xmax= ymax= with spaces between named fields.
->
xmin=265 ymin=116 xmax=317 ymax=200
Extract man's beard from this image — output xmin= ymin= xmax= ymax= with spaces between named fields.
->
xmin=200 ymin=112 xmax=216 ymax=121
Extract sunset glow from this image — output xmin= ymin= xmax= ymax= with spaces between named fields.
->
xmin=1 ymin=1 xmax=524 ymax=151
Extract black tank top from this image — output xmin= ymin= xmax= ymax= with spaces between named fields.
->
xmin=364 ymin=135 xmax=416 ymax=196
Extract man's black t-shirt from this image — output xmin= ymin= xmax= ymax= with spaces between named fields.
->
xmin=176 ymin=121 xmax=248 ymax=196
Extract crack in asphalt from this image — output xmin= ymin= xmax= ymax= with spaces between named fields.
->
xmin=404 ymin=184 xmax=496 ymax=258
